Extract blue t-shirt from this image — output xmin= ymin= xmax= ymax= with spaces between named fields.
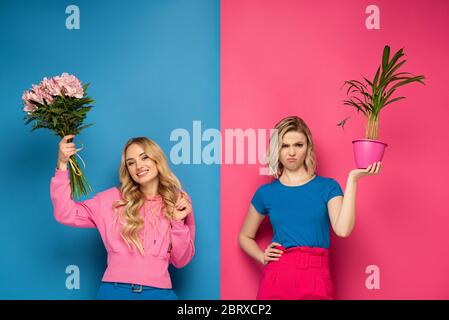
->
xmin=251 ymin=175 xmax=343 ymax=249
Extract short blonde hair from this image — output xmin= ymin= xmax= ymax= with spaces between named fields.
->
xmin=266 ymin=116 xmax=316 ymax=178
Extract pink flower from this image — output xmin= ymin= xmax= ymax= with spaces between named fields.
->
xmin=21 ymin=82 xmax=55 ymax=113
xmin=22 ymin=73 xmax=85 ymax=113
xmin=39 ymin=77 xmax=61 ymax=96
xmin=22 ymin=90 xmax=38 ymax=113
xmin=32 ymin=84 xmax=54 ymax=105
xmin=54 ymin=73 xmax=84 ymax=98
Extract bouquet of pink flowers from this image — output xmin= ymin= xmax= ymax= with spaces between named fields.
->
xmin=22 ymin=73 xmax=95 ymax=199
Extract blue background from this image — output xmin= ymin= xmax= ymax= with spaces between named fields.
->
xmin=0 ymin=0 xmax=219 ymax=299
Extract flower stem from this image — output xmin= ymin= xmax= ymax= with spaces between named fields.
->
xmin=68 ymin=154 xmax=91 ymax=199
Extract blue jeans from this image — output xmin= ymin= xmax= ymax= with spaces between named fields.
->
xmin=96 ymin=282 xmax=178 ymax=300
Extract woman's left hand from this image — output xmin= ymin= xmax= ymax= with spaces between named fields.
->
xmin=172 ymin=193 xmax=192 ymax=221
xmin=349 ymin=161 xmax=382 ymax=182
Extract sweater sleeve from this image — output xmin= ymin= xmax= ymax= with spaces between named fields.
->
xmin=169 ymin=193 xmax=195 ymax=268
xmin=50 ymin=168 xmax=100 ymax=228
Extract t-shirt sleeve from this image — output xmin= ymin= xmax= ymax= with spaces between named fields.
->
xmin=251 ymin=186 xmax=268 ymax=215
xmin=325 ymin=179 xmax=344 ymax=203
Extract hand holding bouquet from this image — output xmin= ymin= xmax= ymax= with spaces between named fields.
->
xmin=22 ymin=73 xmax=95 ymax=199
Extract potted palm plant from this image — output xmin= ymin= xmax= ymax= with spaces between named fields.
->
xmin=338 ymin=45 xmax=425 ymax=168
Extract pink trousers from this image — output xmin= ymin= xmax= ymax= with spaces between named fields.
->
xmin=256 ymin=246 xmax=334 ymax=300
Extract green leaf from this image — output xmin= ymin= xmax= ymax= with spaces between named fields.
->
xmin=363 ymin=77 xmax=373 ymax=87
xmin=349 ymin=80 xmax=367 ymax=89
xmin=337 ymin=116 xmax=351 ymax=129
xmin=83 ymin=83 xmax=90 ymax=92
xmin=343 ymin=99 xmax=367 ymax=116
xmin=382 ymin=96 xmax=406 ymax=108
xmin=392 ymin=72 xmax=413 ymax=77
xmin=77 ymin=123 xmax=94 ymax=132
xmin=379 ymin=48 xmax=404 ymax=85
xmin=344 ymin=81 xmax=358 ymax=95
xmin=382 ymin=45 xmax=390 ymax=72
xmin=48 ymin=108 xmax=65 ymax=115
xmin=379 ymin=60 xmax=407 ymax=87
xmin=352 ymin=96 xmax=372 ymax=112
xmin=387 ymin=75 xmax=425 ymax=94
xmin=372 ymin=66 xmax=381 ymax=91
xmin=386 ymin=48 xmax=405 ymax=71
xmin=24 ymin=118 xmax=34 ymax=125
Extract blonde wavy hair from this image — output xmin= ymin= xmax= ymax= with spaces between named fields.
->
xmin=112 ymin=137 xmax=182 ymax=256
xmin=266 ymin=116 xmax=317 ymax=178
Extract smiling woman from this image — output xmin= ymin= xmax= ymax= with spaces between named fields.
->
xmin=50 ymin=135 xmax=196 ymax=300
xmin=126 ymin=145 xmax=159 ymax=183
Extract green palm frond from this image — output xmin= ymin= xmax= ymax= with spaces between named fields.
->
xmin=340 ymin=45 xmax=425 ymax=139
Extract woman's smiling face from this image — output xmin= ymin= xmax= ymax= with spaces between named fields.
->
xmin=125 ymin=143 xmax=159 ymax=185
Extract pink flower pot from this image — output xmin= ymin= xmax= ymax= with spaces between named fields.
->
xmin=352 ymin=139 xmax=388 ymax=169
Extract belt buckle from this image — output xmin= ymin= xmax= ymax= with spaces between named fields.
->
xmin=131 ymin=284 xmax=143 ymax=293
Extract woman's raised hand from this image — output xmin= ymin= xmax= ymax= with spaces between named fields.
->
xmin=57 ymin=135 xmax=77 ymax=170
xmin=172 ymin=192 xmax=193 ymax=221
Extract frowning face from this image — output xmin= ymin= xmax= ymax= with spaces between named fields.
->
xmin=279 ymin=130 xmax=308 ymax=172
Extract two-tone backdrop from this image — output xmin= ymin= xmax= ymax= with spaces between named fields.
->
xmin=1 ymin=0 xmax=449 ymax=299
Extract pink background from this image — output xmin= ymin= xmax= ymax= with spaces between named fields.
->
xmin=221 ymin=0 xmax=449 ymax=299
